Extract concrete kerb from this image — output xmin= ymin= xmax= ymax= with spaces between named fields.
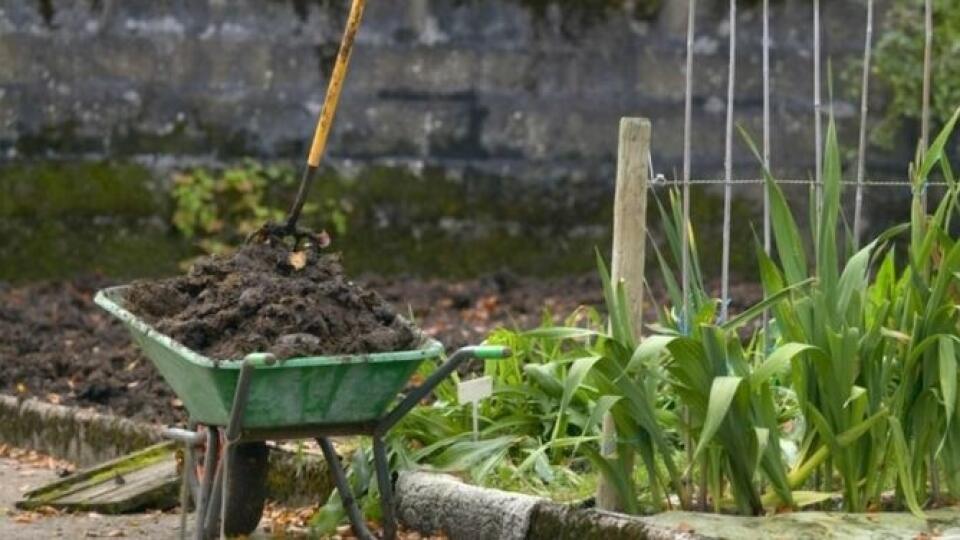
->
xmin=0 ymin=394 xmax=333 ymax=506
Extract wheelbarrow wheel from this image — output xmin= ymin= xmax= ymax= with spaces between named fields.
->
xmin=189 ymin=427 xmax=270 ymax=537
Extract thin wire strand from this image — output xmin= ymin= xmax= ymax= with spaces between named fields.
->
xmin=921 ymin=0 xmax=933 ymax=211
xmin=762 ymin=0 xmax=771 ymax=251
xmin=761 ymin=0 xmax=771 ymax=352
xmin=654 ymin=178 xmax=949 ymax=187
xmin=681 ymin=0 xmax=697 ymax=510
xmin=813 ymin=0 xmax=823 ymax=216
xmin=681 ymin=0 xmax=695 ymax=335
xmin=921 ymin=0 xmax=933 ymax=152
xmin=720 ymin=0 xmax=736 ymax=323
xmin=854 ymin=0 xmax=873 ymax=250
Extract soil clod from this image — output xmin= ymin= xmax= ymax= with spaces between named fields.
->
xmin=125 ymin=242 xmax=419 ymax=361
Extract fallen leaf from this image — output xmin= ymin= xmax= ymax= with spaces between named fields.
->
xmin=46 ymin=393 xmax=61 ymax=405
xmin=36 ymin=505 xmax=59 ymax=516
xmin=15 ymin=383 xmax=27 ymax=394
xmin=13 ymin=513 xmax=36 ymax=524
xmin=288 ymin=251 xmax=307 ymax=270
xmin=315 ymin=230 xmax=331 ymax=248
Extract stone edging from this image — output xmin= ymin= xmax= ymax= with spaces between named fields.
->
xmin=0 ymin=395 xmax=332 ymax=505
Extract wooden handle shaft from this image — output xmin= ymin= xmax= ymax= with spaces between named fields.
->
xmin=307 ymin=0 xmax=367 ymax=168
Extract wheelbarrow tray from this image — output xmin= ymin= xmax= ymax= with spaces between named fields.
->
xmin=95 ymin=285 xmax=443 ymax=430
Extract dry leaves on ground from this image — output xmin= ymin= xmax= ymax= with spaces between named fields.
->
xmin=0 ymin=444 xmax=75 ymax=476
xmin=10 ymin=505 xmax=62 ymax=524
xmin=261 ymin=501 xmax=447 ymax=539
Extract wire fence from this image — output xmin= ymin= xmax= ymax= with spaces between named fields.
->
xmin=661 ymin=0 xmax=934 ymax=333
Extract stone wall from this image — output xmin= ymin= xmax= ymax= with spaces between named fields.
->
xmin=0 ymin=0 xmax=914 ymax=182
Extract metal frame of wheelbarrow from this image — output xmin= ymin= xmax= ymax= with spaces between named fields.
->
xmin=164 ymin=345 xmax=510 ymax=540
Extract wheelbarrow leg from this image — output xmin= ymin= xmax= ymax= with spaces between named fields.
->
xmin=373 ymin=436 xmax=396 ymax=540
xmin=317 ymin=437 xmax=376 ymax=540
xmin=219 ymin=442 xmax=233 ymax=540
xmin=219 ymin=360 xmax=256 ymax=540
xmin=202 ymin=441 xmax=226 ymax=539
xmin=180 ymin=439 xmax=193 ymax=540
xmin=197 ymin=429 xmax=220 ymax=540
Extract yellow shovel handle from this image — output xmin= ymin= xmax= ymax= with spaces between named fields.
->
xmin=307 ymin=0 xmax=367 ymax=168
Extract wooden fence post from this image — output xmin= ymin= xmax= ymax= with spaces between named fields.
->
xmin=597 ymin=117 xmax=650 ymax=511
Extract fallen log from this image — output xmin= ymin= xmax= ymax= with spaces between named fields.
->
xmin=395 ymin=471 xmax=703 ymax=540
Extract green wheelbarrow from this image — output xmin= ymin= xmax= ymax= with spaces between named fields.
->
xmin=96 ymin=285 xmax=509 ymax=539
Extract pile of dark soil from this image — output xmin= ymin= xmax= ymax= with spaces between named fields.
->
xmin=0 ymin=271 xmax=604 ymax=424
xmin=0 ymin=262 xmax=763 ymax=425
xmin=125 ymin=243 xmax=419 ymax=361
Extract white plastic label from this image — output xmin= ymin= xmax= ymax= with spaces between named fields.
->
xmin=458 ymin=376 xmax=493 ymax=404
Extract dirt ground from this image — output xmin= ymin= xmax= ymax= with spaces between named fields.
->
xmin=0 ymin=452 xmax=183 ymax=539
xmin=0 ymin=445 xmax=440 ymax=539
xmin=0 ymin=268 xmax=760 ymax=425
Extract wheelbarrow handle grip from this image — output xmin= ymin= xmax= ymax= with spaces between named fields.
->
xmin=469 ymin=345 xmax=512 ymax=360
xmin=242 ymin=352 xmax=278 ymax=367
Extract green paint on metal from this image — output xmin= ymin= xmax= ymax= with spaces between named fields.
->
xmin=95 ymin=286 xmax=444 ymax=429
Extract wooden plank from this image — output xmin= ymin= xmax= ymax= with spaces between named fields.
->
xmin=17 ymin=441 xmax=180 ymax=513
xmin=58 ymin=459 xmax=176 ymax=503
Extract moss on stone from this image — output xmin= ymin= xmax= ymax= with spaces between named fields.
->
xmin=0 ymin=161 xmax=160 ymax=218
xmin=0 ymin=159 xmax=760 ymax=283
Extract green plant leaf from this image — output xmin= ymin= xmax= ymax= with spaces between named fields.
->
xmin=889 ymin=417 xmax=926 ymax=517
xmin=552 ymin=356 xmax=602 ymax=441
xmin=917 ymin=106 xmax=960 ymax=182
xmin=941 ymin=336 xmax=957 ymax=428
xmin=627 ymin=335 xmax=678 ymax=372
xmin=693 ymin=376 xmax=744 ymax=462
xmin=722 ymin=278 xmax=814 ymax=332
xmin=789 ymin=491 xmax=839 ymax=508
xmin=750 ymin=343 xmax=818 ymax=388
xmin=739 ymin=125 xmax=808 ymax=284
xmin=523 ymin=327 xmax=600 ymax=340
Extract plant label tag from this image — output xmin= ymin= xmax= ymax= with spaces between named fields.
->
xmin=458 ymin=376 xmax=493 ymax=404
